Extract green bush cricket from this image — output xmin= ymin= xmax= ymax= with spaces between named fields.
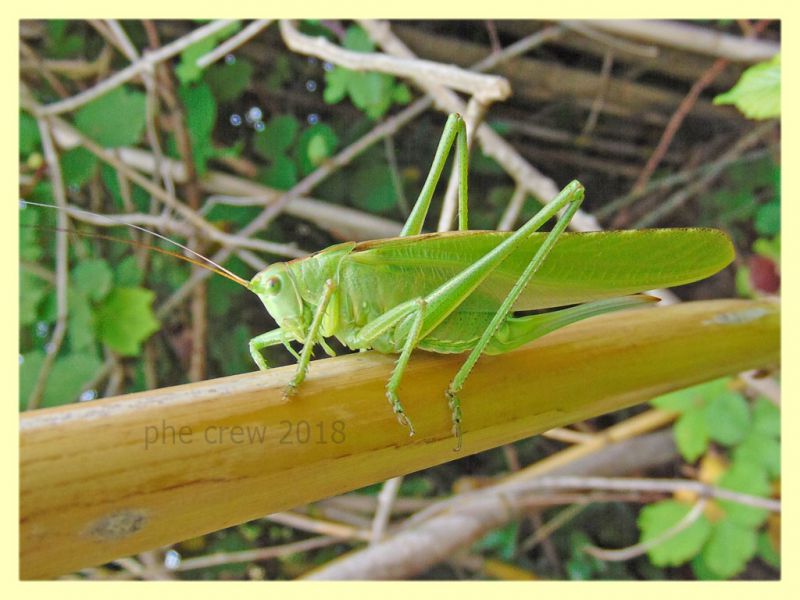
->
xmin=247 ymin=113 xmax=734 ymax=449
xmin=24 ymin=113 xmax=735 ymax=450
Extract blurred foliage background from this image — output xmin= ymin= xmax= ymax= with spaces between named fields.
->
xmin=19 ymin=19 xmax=780 ymax=580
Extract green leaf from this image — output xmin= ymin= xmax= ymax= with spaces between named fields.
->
xmin=349 ymin=72 xmax=394 ymax=119
xmin=67 ymin=289 xmax=96 ymax=352
xmin=733 ymin=431 xmax=780 ymax=479
xmin=651 ymin=378 xmax=729 ymax=413
xmin=19 ymin=205 xmax=43 ymax=262
xmin=757 ymin=530 xmax=780 ymax=568
xmin=259 ymin=154 xmax=297 ymax=190
xmin=179 ymin=83 xmax=217 ymax=175
xmin=19 ymin=351 xmax=46 ymax=410
xmin=717 ymin=459 xmax=771 ymax=527
xmin=60 ymin=147 xmax=98 ymax=188
xmin=690 ymin=553 xmax=726 ymax=580
xmin=755 ymin=201 xmax=780 ymax=236
xmin=351 ymin=164 xmax=398 ymax=213
xmin=295 ymin=124 xmax=338 ymax=175
xmin=323 ymin=67 xmax=350 ymax=104
xmin=343 ymin=25 xmax=374 ymax=52
xmin=20 ymin=111 xmax=41 ymax=155
xmin=714 ymin=54 xmax=780 ymax=120
xmin=637 ymin=500 xmax=712 ymax=567
xmin=20 ymin=271 xmax=49 ymax=326
xmin=175 ymin=22 xmax=241 ymax=84
xmin=72 ymin=259 xmax=113 ymax=302
xmin=44 ymin=353 xmax=103 ymax=408
xmin=101 ymin=164 xmax=150 ymax=211
xmin=21 ymin=351 xmax=103 ymax=409
xmin=180 ymin=83 xmax=217 ymax=140
xmin=701 ymin=520 xmax=758 ymax=579
xmin=95 ymin=287 xmax=160 ymax=356
xmin=704 ymin=389 xmax=750 ymax=446
xmin=752 ymin=397 xmax=780 ymax=438
xmin=473 ymin=522 xmax=519 ymax=562
xmin=674 ymin=408 xmax=709 ymax=462
xmin=253 ymin=115 xmax=300 ymax=161
xmin=204 ymin=58 xmax=253 ymax=103
xmin=74 ymin=86 xmax=147 ymax=148
xmin=392 ymin=83 xmax=412 ymax=104
xmin=114 ymin=255 xmax=144 ymax=288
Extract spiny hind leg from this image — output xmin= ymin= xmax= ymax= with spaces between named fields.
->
xmin=445 ymin=182 xmax=586 ymax=450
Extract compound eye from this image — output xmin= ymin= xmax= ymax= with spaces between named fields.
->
xmin=265 ymin=276 xmax=282 ymax=296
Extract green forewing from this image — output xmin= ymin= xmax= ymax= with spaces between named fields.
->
xmin=347 ymin=229 xmax=734 ymax=311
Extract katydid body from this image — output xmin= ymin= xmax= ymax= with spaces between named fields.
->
xmin=248 ymin=114 xmax=735 ymax=449
xmin=23 ymin=114 xmax=734 ymax=449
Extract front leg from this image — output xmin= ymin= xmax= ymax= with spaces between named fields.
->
xmin=249 ymin=329 xmax=289 ymax=371
xmin=285 ymin=278 xmax=338 ymax=397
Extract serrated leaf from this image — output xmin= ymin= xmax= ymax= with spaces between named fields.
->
xmin=651 ymin=378 xmax=729 ymax=413
xmin=674 ymin=408 xmax=709 ymax=462
xmin=204 ymin=58 xmax=253 ymax=103
xmin=253 ymin=115 xmax=300 ymax=161
xmin=343 ymin=25 xmax=374 ymax=52
xmin=714 ymin=54 xmax=780 ymax=120
xmin=60 ymin=147 xmax=98 ymax=188
xmin=733 ymin=431 xmax=780 ymax=479
xmin=74 ymin=86 xmax=147 ymax=148
xmin=323 ymin=67 xmax=350 ymax=104
xmin=717 ymin=460 xmax=770 ymax=527
xmin=690 ymin=553 xmax=726 ymax=580
xmin=701 ymin=520 xmax=757 ymax=579
xmin=637 ymin=500 xmax=712 ymax=567
xmin=95 ymin=287 xmax=160 ymax=356
xmin=704 ymin=390 xmax=750 ymax=446
xmin=20 ymin=111 xmax=41 ymax=155
xmin=72 ymin=258 xmax=113 ymax=302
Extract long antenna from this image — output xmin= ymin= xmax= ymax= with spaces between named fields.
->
xmin=20 ymin=200 xmax=251 ymax=289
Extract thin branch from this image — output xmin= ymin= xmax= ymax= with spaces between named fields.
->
xmin=267 ymin=512 xmax=372 ymax=542
xmin=496 ymin=185 xmax=527 ymax=231
xmin=560 ymin=21 xmax=659 ymax=58
xmin=582 ymin=20 xmax=778 ymax=63
xmin=172 ymin=536 xmax=342 ymax=572
xmin=35 ymin=20 xmax=237 ymax=116
xmin=196 ymin=19 xmax=273 ymax=68
xmin=371 ymin=476 xmax=404 ymax=544
xmin=279 ymin=20 xmax=511 ymax=104
xmin=26 ymin=119 xmax=69 ymax=411
xmin=633 ymin=122 xmax=777 ymax=228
